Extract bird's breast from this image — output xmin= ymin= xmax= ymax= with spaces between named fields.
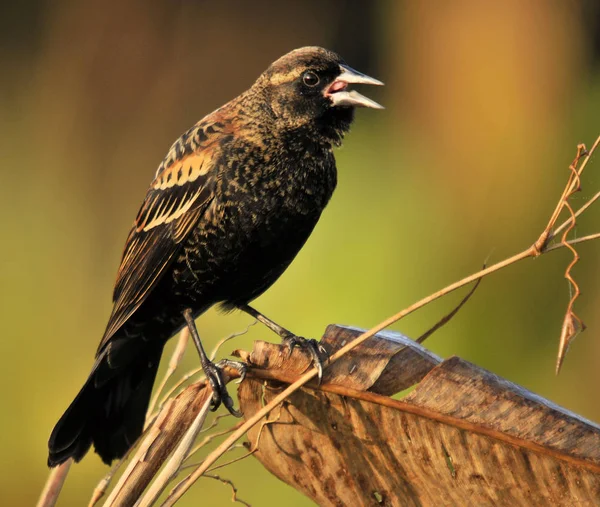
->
xmin=172 ymin=143 xmax=337 ymax=302
xmin=221 ymin=138 xmax=337 ymax=227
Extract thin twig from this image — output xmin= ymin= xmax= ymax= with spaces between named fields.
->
xmin=533 ymin=142 xmax=591 ymax=253
xmin=148 ymin=328 xmax=190 ymax=418
xmin=37 ymin=460 xmax=71 ymax=507
xmin=530 ymin=138 xmax=599 ymax=371
xmin=553 ymin=189 xmax=600 ymax=239
xmin=171 ymin=409 xmax=282 ymax=499
xmin=199 ymin=413 xmax=233 ymax=434
xmin=550 ymin=136 xmax=600 ymax=240
xmin=185 ymin=420 xmax=244 ymax=462
xmin=205 ymin=447 xmax=256 ymax=473
xmin=556 ymin=197 xmax=585 ymax=373
xmin=209 ymin=321 xmax=257 ymax=361
xmin=203 ymin=474 xmax=252 ymax=506
xmin=416 ymin=274 xmax=483 ymax=344
xmin=545 ymin=231 xmax=600 ymax=251
xmin=88 ymin=468 xmax=115 ymax=507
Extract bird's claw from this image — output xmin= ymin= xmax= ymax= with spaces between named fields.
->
xmin=203 ymin=359 xmax=246 ymax=417
xmin=281 ymin=334 xmax=329 ymax=383
xmin=216 ymin=358 xmax=248 ymax=385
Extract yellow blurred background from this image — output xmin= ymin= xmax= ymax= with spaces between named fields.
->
xmin=2 ymin=1 xmax=600 ymax=505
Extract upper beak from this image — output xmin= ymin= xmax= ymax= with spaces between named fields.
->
xmin=325 ymin=64 xmax=384 ymax=109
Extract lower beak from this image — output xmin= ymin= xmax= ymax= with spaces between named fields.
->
xmin=326 ymin=64 xmax=384 ymax=109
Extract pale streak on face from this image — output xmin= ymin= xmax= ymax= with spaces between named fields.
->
xmin=268 ymin=68 xmax=304 ymax=87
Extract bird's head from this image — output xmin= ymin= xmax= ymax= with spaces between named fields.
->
xmin=255 ymin=47 xmax=383 ymax=145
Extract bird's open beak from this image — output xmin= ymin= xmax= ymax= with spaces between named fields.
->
xmin=325 ymin=64 xmax=384 ymax=109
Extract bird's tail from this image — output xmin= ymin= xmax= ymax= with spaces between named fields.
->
xmin=47 ymin=338 xmax=164 ymax=466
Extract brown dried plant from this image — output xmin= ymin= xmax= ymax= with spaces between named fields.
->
xmin=163 ymin=136 xmax=600 ymax=505
xmin=533 ymin=139 xmax=600 ymax=372
xmin=37 ymin=137 xmax=600 ymax=507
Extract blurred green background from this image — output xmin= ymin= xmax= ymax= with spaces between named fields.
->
xmin=2 ymin=1 xmax=600 ymax=505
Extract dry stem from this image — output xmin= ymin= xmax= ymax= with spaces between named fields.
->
xmin=136 ymin=396 xmax=212 ymax=507
xmin=36 ymin=460 xmax=71 ymax=507
xmin=103 ymin=384 xmax=212 ymax=506
xmin=148 ymin=328 xmax=190 ymax=417
xmin=416 ymin=273 xmax=482 ymax=343
xmin=531 ymin=138 xmax=599 ymax=372
xmin=203 ymin=474 xmax=251 ymax=506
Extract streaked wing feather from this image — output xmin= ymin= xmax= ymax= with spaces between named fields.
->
xmin=98 ymin=133 xmax=221 ymax=352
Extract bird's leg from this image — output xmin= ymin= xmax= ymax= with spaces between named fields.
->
xmin=183 ymin=309 xmax=246 ymax=417
xmin=238 ymin=304 xmax=328 ymax=381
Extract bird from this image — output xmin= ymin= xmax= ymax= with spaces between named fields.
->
xmin=47 ymin=46 xmax=383 ymax=467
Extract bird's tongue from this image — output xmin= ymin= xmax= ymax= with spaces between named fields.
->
xmin=328 ymin=80 xmax=348 ymax=93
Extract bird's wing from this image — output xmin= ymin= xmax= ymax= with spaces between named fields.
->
xmin=98 ymin=120 xmax=228 ymax=352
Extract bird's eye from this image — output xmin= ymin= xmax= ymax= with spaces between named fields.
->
xmin=302 ymin=71 xmax=320 ymax=87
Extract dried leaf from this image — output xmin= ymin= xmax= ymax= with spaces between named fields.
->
xmin=242 ymin=325 xmax=442 ymax=395
xmin=239 ymin=325 xmax=600 ymax=506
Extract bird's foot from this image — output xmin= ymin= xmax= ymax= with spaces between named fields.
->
xmin=281 ymin=334 xmax=329 ymax=383
xmin=203 ymin=359 xmax=247 ymax=417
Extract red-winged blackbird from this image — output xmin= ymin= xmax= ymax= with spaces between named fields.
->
xmin=48 ymin=46 xmax=382 ymax=467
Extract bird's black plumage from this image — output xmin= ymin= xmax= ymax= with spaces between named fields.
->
xmin=48 ymin=46 xmax=382 ymax=466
